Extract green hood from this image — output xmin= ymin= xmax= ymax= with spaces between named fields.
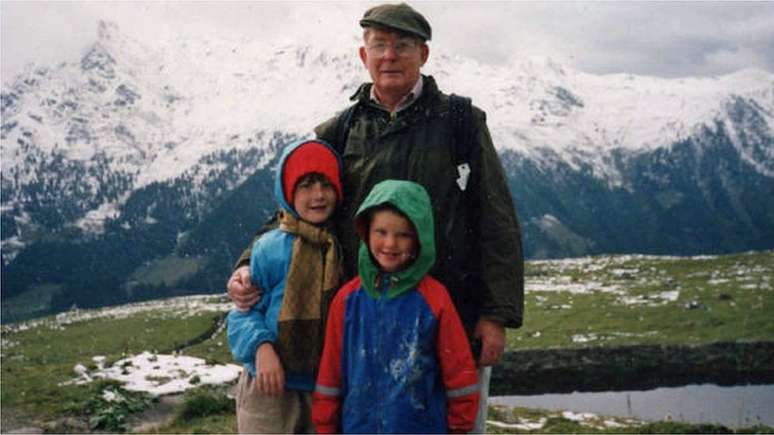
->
xmin=355 ymin=180 xmax=435 ymax=298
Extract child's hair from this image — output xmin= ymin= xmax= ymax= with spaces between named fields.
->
xmin=293 ymin=172 xmax=334 ymax=194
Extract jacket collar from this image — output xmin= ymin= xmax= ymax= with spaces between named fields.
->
xmin=366 ymin=75 xmax=424 ymax=114
xmin=350 ymin=75 xmax=440 ymax=108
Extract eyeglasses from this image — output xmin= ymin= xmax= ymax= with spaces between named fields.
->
xmin=365 ymin=39 xmax=420 ymax=57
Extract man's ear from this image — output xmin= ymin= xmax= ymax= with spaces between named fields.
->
xmin=359 ymin=46 xmax=368 ymax=67
xmin=419 ymin=44 xmax=429 ymax=66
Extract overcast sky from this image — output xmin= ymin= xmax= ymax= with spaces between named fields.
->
xmin=2 ymin=1 xmax=774 ymax=82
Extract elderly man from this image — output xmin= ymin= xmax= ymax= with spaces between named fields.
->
xmin=228 ymin=3 xmax=524 ymax=432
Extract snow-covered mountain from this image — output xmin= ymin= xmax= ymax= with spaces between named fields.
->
xmin=2 ymin=21 xmax=773 ymax=317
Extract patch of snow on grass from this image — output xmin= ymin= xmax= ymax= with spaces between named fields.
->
xmin=572 ymin=333 xmax=597 ymax=343
xmin=102 ymin=389 xmax=122 ymax=402
xmin=64 ymin=351 xmax=241 ymax=396
xmin=617 ymin=289 xmax=680 ymax=306
xmin=610 ymin=268 xmax=639 ymax=276
xmin=528 ymin=277 xmax=622 ymax=294
xmin=1 ymin=338 xmax=20 ymax=350
xmin=604 ymin=419 xmax=626 ymax=428
xmin=572 ymin=331 xmax=660 ymax=343
xmin=562 ymin=410 xmax=599 ymax=421
xmin=487 ymin=418 xmax=546 ymax=431
xmin=658 ymin=290 xmax=680 ymax=301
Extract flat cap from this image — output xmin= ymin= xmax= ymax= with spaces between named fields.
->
xmin=359 ymin=3 xmax=432 ymax=41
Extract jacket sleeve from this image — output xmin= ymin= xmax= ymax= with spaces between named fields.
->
xmin=470 ymin=107 xmax=525 ymax=328
xmin=436 ymin=285 xmax=480 ymax=433
xmin=312 ymin=279 xmax=356 ymax=433
xmin=314 ymin=116 xmax=338 ymax=143
xmin=227 ymin=306 xmax=275 ymax=365
xmin=231 ymin=212 xmax=282 ymax=271
xmin=233 ymin=242 xmax=254 ymax=270
xmin=227 ymin=237 xmax=277 ymax=365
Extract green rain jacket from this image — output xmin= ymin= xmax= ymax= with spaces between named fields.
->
xmin=237 ymin=75 xmax=524 ymax=333
xmin=316 ymin=75 xmax=524 ymax=332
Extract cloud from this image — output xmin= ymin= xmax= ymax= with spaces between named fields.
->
xmin=2 ymin=1 xmax=773 ymax=81
xmin=704 ymin=47 xmax=771 ymax=74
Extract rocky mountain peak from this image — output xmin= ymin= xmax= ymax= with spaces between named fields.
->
xmin=1 ymin=20 xmax=772 ymax=267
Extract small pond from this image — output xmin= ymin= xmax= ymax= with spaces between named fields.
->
xmin=491 ymin=383 xmax=774 ymax=429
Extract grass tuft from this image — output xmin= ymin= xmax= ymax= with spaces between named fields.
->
xmin=175 ymin=386 xmax=234 ymax=422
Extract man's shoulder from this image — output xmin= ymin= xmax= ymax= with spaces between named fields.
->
xmin=314 ymin=83 xmax=369 ymax=140
xmin=436 ymin=90 xmax=486 ymax=119
xmin=314 ymin=116 xmax=338 ymax=142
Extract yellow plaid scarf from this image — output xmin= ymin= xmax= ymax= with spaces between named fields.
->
xmin=276 ymin=211 xmax=341 ymax=375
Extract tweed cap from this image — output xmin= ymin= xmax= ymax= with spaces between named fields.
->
xmin=360 ymin=3 xmax=432 ymax=41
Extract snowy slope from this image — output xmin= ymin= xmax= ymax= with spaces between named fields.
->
xmin=4 ymin=21 xmax=772 ymax=184
xmin=1 ymin=21 xmax=773 ymax=260
xmin=437 ymin=54 xmax=774 ymax=177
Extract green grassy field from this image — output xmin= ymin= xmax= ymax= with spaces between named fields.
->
xmin=1 ymin=251 xmax=772 ymax=433
xmin=0 ymin=297 xmax=228 ymax=430
xmin=511 ymin=251 xmax=773 ymax=349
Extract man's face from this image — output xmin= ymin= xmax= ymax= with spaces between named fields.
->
xmin=359 ymin=28 xmax=429 ymax=98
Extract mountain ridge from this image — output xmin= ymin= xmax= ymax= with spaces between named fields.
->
xmin=1 ymin=21 xmax=772 ymax=316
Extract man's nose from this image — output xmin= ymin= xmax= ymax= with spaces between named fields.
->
xmin=382 ymin=44 xmax=398 ymax=60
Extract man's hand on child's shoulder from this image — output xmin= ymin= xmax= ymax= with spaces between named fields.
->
xmin=227 ymin=265 xmax=261 ymax=311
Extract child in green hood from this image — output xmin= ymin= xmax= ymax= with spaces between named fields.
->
xmin=313 ymin=180 xmax=479 ymax=434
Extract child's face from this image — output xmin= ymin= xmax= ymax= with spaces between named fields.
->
xmin=368 ymin=209 xmax=417 ymax=273
xmin=293 ymin=175 xmax=337 ymax=224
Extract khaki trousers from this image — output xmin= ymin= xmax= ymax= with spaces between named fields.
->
xmin=236 ymin=369 xmax=315 ymax=434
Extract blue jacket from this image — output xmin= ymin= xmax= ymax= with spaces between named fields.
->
xmin=228 ymin=229 xmax=312 ymax=388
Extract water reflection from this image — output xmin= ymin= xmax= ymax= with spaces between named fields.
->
xmin=491 ymin=383 xmax=774 ymax=429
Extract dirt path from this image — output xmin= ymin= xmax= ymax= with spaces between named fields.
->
xmin=129 ymin=394 xmax=185 ymax=433
xmin=1 ymin=408 xmax=44 ymax=434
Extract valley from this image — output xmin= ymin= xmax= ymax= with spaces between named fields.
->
xmin=1 ymin=251 xmax=771 ymax=433
xmin=2 ymin=22 xmax=773 ymax=322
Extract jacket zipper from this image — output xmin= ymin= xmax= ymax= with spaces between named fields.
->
xmin=376 ymin=274 xmax=390 ymax=432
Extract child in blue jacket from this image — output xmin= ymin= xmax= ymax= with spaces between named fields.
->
xmin=228 ymin=139 xmax=343 ymax=433
xmin=313 ymin=180 xmax=479 ymax=433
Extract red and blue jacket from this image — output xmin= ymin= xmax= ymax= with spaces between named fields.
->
xmin=312 ymin=180 xmax=479 ymax=433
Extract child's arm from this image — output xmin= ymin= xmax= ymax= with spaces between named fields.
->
xmin=226 ymin=237 xmax=279 ymax=366
xmin=313 ymin=280 xmax=357 ymax=433
xmin=227 ymin=307 xmax=274 ymax=366
xmin=434 ymin=284 xmax=480 ymax=433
